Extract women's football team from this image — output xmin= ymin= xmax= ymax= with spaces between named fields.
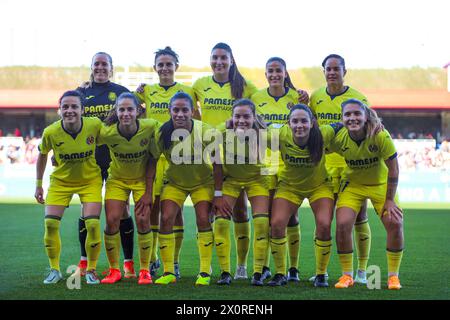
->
xmin=35 ymin=44 xmax=403 ymax=290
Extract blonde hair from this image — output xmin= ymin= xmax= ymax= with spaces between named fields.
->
xmin=341 ymin=98 xmax=382 ymax=138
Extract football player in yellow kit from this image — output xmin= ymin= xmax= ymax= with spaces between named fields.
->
xmin=35 ymin=90 xmax=103 ymax=285
xmin=98 ymin=92 xmax=159 ymax=285
xmin=331 ymin=99 xmax=404 ymax=290
xmin=153 ymin=92 xmax=217 ymax=286
xmin=309 ymin=54 xmax=372 ymax=284
xmin=134 ymin=47 xmax=195 ymax=279
xmin=212 ymin=99 xmax=270 ymax=286
xmin=268 ymin=104 xmax=338 ymax=287
xmin=193 ymin=43 xmax=259 ymax=279
xmin=252 ymin=57 xmax=303 ymax=282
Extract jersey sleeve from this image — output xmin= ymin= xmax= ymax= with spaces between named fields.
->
xmin=243 ymin=80 xmax=259 ymax=98
xmin=38 ymin=127 xmax=52 ymax=155
xmin=97 ymin=124 xmax=108 ymax=146
xmin=133 ymin=86 xmax=146 ymax=104
xmin=379 ymin=129 xmax=397 ymax=160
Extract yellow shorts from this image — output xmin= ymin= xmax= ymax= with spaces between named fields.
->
xmin=46 ymin=178 xmax=102 ymax=206
xmin=326 ymin=166 xmax=345 ymax=194
xmin=154 ymin=154 xmax=169 ymax=197
xmin=336 ymin=181 xmax=400 ymax=217
xmin=274 ymin=180 xmax=334 ymax=206
xmin=161 ymin=182 xmax=214 ymax=208
xmin=223 ymin=175 xmax=270 ymax=199
xmin=105 ymin=178 xmax=146 ymax=203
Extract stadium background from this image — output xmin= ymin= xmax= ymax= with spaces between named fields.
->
xmin=0 ymin=66 xmax=449 ymax=300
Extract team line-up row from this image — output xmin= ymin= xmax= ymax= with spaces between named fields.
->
xmin=36 ymin=43 xmax=403 ymax=290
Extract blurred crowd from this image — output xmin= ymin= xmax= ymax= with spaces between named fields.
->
xmin=0 ymin=136 xmax=41 ymax=165
xmin=396 ymin=139 xmax=450 ymax=172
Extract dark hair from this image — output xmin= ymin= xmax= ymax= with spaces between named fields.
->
xmin=59 ymin=90 xmax=85 ymax=106
xmin=230 ymin=98 xmax=267 ymax=130
xmin=266 ymin=57 xmax=297 ymax=91
xmin=341 ymin=98 xmax=382 ymax=138
xmin=321 ymin=54 xmax=346 ymax=70
xmin=159 ymin=92 xmax=194 ymax=150
xmin=154 ymin=46 xmax=179 ymax=65
xmin=90 ymin=52 xmax=113 ymax=83
xmin=104 ymin=92 xmax=143 ymax=126
xmin=211 ymin=42 xmax=246 ymax=99
xmin=288 ymin=104 xmax=323 ymax=165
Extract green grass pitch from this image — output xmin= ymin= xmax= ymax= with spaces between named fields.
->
xmin=0 ymin=203 xmax=448 ymax=300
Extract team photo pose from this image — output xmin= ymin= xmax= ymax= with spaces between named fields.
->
xmin=251 ymin=57 xmax=304 ymax=282
xmin=309 ymin=54 xmax=372 ymax=284
xmin=76 ymin=52 xmax=136 ymax=278
xmin=212 ymin=99 xmax=270 ymax=286
xmin=153 ymin=92 xmax=217 ymax=286
xmin=268 ymin=104 xmax=339 ymax=287
xmin=331 ymin=99 xmax=404 ymax=290
xmin=98 ymin=92 xmax=159 ymax=285
xmin=135 ymin=47 xmax=195 ymax=279
xmin=35 ymin=90 xmax=103 ymax=285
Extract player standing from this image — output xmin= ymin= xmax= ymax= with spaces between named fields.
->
xmin=35 ymin=90 xmax=103 ymax=285
xmin=309 ymin=54 xmax=372 ymax=284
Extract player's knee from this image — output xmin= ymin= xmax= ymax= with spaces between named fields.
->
xmin=315 ymin=223 xmax=331 ymax=239
xmin=105 ymin=216 xmax=120 ymax=233
xmin=336 ymin=220 xmax=352 ymax=237
xmin=270 ymin=222 xmax=285 ymax=238
xmin=356 ymin=209 xmax=368 ymax=222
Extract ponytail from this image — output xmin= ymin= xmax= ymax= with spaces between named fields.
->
xmin=212 ymin=43 xmax=246 ymax=99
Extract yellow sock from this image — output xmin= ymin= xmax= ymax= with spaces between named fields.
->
xmin=253 ymin=214 xmax=269 ymax=274
xmin=84 ymin=217 xmax=101 ymax=271
xmin=173 ymin=225 xmax=184 ymax=264
xmin=104 ymin=232 xmax=121 ymax=269
xmin=44 ymin=217 xmax=61 ymax=271
xmin=338 ymin=252 xmax=353 ymax=276
xmin=263 ymin=226 xmax=271 ymax=268
xmin=387 ymin=249 xmax=403 ymax=276
xmin=159 ymin=233 xmax=175 ymax=274
xmin=270 ymin=237 xmax=287 ymax=275
xmin=287 ymin=224 xmax=300 ymax=269
xmin=138 ymin=230 xmax=153 ymax=271
xmin=234 ymin=220 xmax=250 ymax=266
xmin=197 ymin=230 xmax=214 ymax=274
xmin=213 ymin=217 xmax=231 ymax=273
xmin=151 ymin=225 xmax=159 ymax=262
xmin=354 ymin=219 xmax=371 ymax=271
xmin=315 ymin=238 xmax=332 ymax=275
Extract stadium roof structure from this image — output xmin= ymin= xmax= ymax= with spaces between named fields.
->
xmin=0 ymin=89 xmax=449 ymax=110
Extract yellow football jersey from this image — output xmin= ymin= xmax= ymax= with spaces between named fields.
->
xmin=252 ymin=87 xmax=299 ymax=125
xmin=193 ymin=76 xmax=258 ymax=127
xmin=277 ymin=124 xmax=342 ymax=189
xmin=309 ymin=86 xmax=369 ymax=167
xmin=329 ymin=128 xmax=397 ymax=185
xmin=154 ymin=119 xmax=216 ymax=189
xmin=39 ymin=117 xmax=102 ymax=184
xmin=97 ymin=119 xmax=160 ymax=181
xmin=134 ymin=82 xmax=195 ymax=123
xmin=217 ymin=123 xmax=267 ymax=180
